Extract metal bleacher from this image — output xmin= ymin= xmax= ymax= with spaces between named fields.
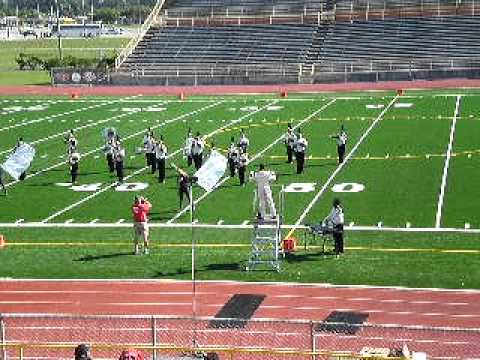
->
xmin=114 ymin=0 xmax=480 ymax=84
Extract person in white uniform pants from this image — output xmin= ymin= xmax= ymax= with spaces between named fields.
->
xmin=252 ymin=164 xmax=277 ymax=220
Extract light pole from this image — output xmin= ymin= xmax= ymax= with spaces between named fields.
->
xmin=55 ymin=0 xmax=62 ymax=60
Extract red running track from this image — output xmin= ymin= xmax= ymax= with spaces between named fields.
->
xmin=0 ymin=280 xmax=480 ymax=359
xmin=0 ymin=78 xmax=480 ymax=97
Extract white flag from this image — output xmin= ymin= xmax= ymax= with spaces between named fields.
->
xmin=194 ymin=150 xmax=227 ymax=192
xmin=1 ymin=144 xmax=36 ymax=180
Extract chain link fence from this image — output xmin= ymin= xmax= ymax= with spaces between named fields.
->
xmin=1 ymin=314 xmax=480 ymax=360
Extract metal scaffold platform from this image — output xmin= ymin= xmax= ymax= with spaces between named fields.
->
xmin=246 ymin=180 xmax=284 ymax=272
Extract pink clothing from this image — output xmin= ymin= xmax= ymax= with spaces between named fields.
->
xmin=132 ymin=201 xmax=151 ymax=223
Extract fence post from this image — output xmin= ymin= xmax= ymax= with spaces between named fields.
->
xmin=310 ymin=321 xmax=316 ymax=360
xmin=151 ymin=317 xmax=157 ymax=360
xmin=1 ymin=314 xmax=6 ymax=360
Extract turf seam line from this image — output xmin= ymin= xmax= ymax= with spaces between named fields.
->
xmin=168 ymin=98 xmax=338 ymax=223
xmin=286 ymin=95 xmax=400 ymax=239
xmin=41 ymin=100 xmax=275 ymax=223
xmin=435 ymin=95 xmax=462 ymax=228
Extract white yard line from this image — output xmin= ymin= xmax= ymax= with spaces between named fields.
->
xmin=168 ymin=98 xmax=338 ymax=223
xmin=2 ymin=222 xmax=480 ymax=233
xmin=5 ymin=101 xmax=223 ymax=189
xmin=285 ymin=95 xmax=399 ymax=239
xmin=0 ymin=106 xmax=151 ymax=157
xmin=0 ymin=95 xmax=139 ymax=133
xmin=435 ymin=95 xmax=462 ymax=228
xmin=40 ymin=101 xmax=277 ymax=223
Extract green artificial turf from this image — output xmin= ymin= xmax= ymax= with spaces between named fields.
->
xmin=0 ymin=91 xmax=479 ymax=285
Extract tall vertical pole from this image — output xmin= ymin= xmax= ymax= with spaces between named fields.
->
xmin=56 ymin=1 xmax=62 ymax=60
xmin=1 ymin=315 xmax=7 ymax=360
xmin=190 ymin=184 xmax=197 ymax=348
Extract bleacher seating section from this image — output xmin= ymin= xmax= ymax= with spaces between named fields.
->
xmin=120 ymin=24 xmax=316 ymax=75
xmin=116 ymin=0 xmax=480 ymax=84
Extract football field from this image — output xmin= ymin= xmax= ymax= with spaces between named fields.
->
xmin=1 ymin=91 xmax=479 ymax=227
xmin=0 ymin=91 xmax=479 ymax=285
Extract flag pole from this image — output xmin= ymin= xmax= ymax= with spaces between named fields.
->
xmin=190 ymin=183 xmax=198 ymax=349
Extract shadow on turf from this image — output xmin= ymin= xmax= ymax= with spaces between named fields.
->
xmin=284 ymin=251 xmax=337 ymax=263
xmin=154 ymin=262 xmax=241 ymax=278
xmin=74 ymin=252 xmax=133 ymax=262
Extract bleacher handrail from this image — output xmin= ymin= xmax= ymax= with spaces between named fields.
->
xmin=114 ymin=0 xmax=166 ymax=70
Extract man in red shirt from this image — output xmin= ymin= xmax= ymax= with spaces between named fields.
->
xmin=132 ymin=195 xmax=152 ymax=255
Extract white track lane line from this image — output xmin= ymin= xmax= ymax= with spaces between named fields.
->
xmin=5 ymin=101 xmax=223 ymax=190
xmin=285 ymin=95 xmax=399 ymax=239
xmin=167 ymin=98 xmax=338 ymax=223
xmin=0 ymin=95 xmax=139 ymax=133
xmin=435 ymin=95 xmax=462 ymax=228
xmin=41 ymin=101 xmax=277 ymax=223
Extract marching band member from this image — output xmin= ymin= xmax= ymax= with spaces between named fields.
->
xmin=294 ymin=130 xmax=308 ymax=174
xmin=144 ymin=130 xmax=156 ymax=173
xmin=65 ymin=129 xmax=78 ymax=155
xmin=155 ymin=135 xmax=168 ymax=183
xmin=324 ymin=198 xmax=345 ymax=257
xmin=227 ymin=137 xmax=239 ymax=178
xmin=172 ymin=163 xmax=197 ymax=210
xmin=238 ymin=148 xmax=248 ymax=186
xmin=68 ymin=151 xmax=80 ymax=185
xmin=0 ymin=168 xmax=7 ymax=196
xmin=238 ymin=129 xmax=250 ymax=153
xmin=331 ymin=125 xmax=348 ymax=164
xmin=184 ymin=128 xmax=194 ymax=167
xmin=114 ymin=142 xmax=126 ymax=183
xmin=104 ymin=137 xmax=116 ymax=174
xmin=191 ymin=132 xmax=204 ymax=170
xmin=284 ymin=124 xmax=297 ymax=164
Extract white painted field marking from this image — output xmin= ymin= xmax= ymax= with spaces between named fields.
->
xmin=5 ymin=101 xmax=223 ymax=190
xmin=0 ymin=96 xmax=137 ymax=133
xmin=0 ymin=109 xmax=142 ymax=157
xmin=3 ymin=222 xmax=480 ymax=233
xmin=285 ymin=96 xmax=399 ymax=239
xmin=41 ymin=101 xmax=275 ymax=223
xmin=435 ymin=95 xmax=461 ymax=228
xmin=167 ymin=98 xmax=337 ymax=224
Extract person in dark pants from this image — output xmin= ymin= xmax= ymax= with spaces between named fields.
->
xmin=237 ymin=148 xmax=248 ymax=186
xmin=184 ymin=128 xmax=194 ymax=167
xmin=294 ymin=130 xmax=308 ymax=174
xmin=324 ymin=198 xmax=345 ymax=257
xmin=155 ymin=136 xmax=167 ymax=184
xmin=143 ymin=128 xmax=154 ymax=168
xmin=173 ymin=164 xmax=197 ymax=210
xmin=227 ymin=137 xmax=239 ymax=178
xmin=114 ymin=143 xmax=125 ymax=183
xmin=69 ymin=152 xmax=80 ymax=185
xmin=284 ymin=124 xmax=296 ymax=164
xmin=104 ymin=138 xmax=115 ymax=173
xmin=0 ymin=168 xmax=7 ymax=196
xmin=331 ymin=125 xmax=347 ymax=164
xmin=191 ymin=132 xmax=204 ymax=171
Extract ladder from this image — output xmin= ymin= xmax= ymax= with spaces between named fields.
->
xmin=246 ymin=216 xmax=282 ymax=272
